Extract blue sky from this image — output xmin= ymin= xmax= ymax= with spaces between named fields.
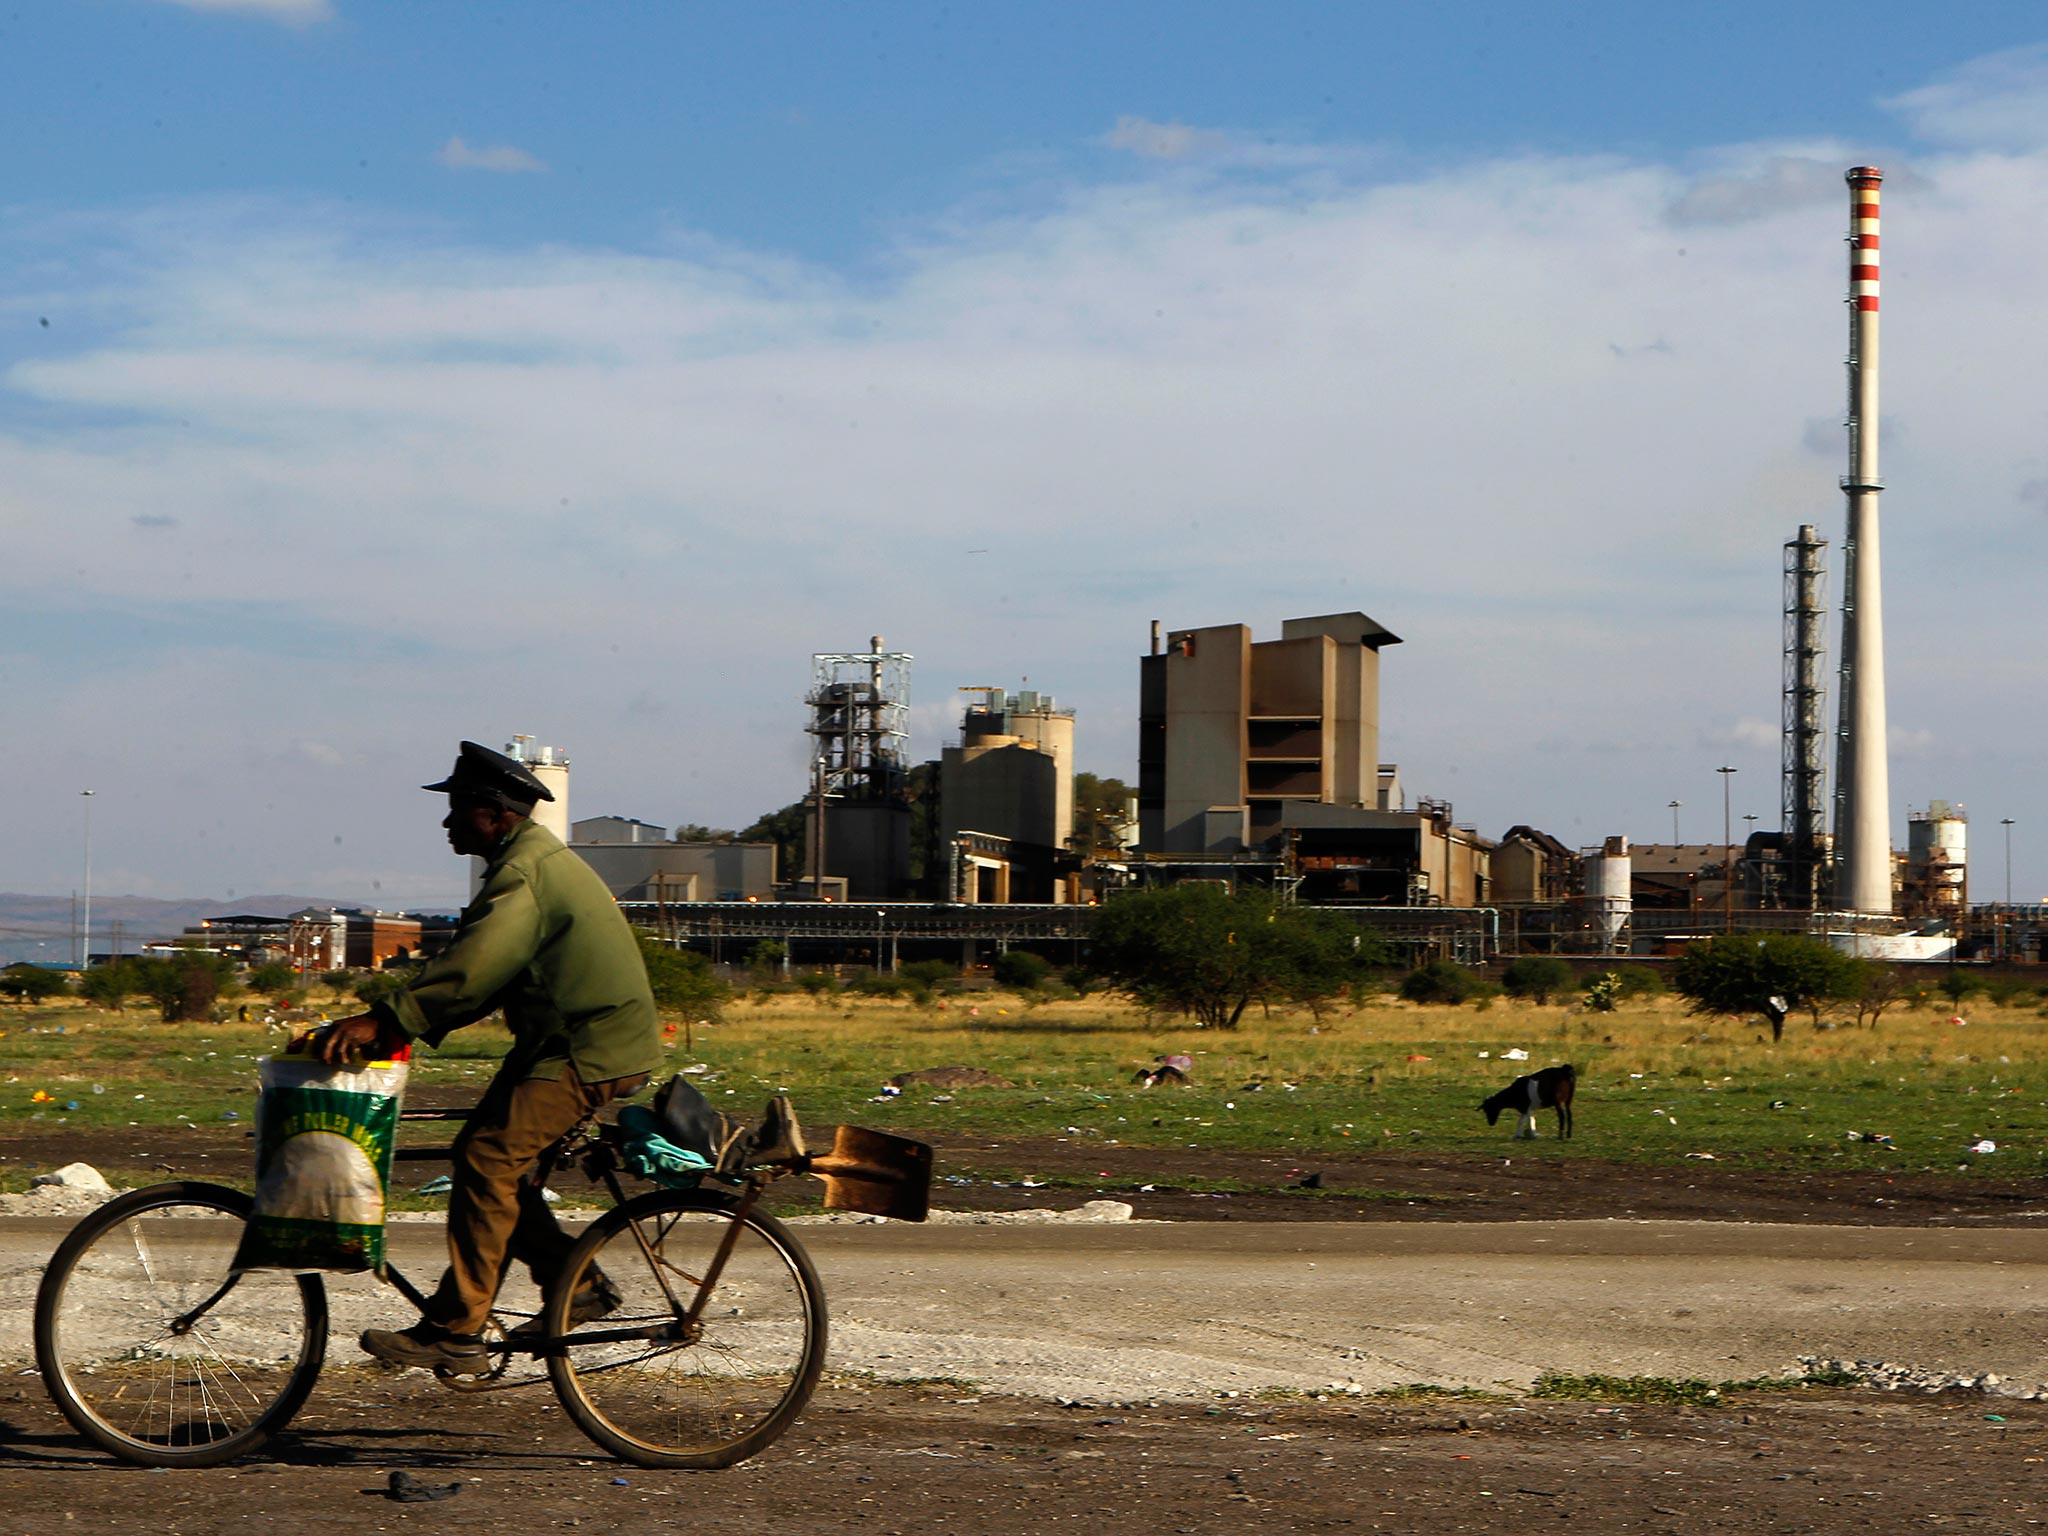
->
xmin=4 ymin=0 xmax=2046 ymax=914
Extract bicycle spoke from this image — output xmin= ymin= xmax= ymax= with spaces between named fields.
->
xmin=548 ymin=1193 xmax=825 ymax=1468
xmin=35 ymin=1185 xmax=329 ymax=1467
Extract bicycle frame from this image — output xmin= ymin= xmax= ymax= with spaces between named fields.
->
xmin=382 ymin=1106 xmax=770 ymax=1368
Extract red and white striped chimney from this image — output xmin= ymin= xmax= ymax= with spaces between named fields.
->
xmin=1834 ymin=166 xmax=1891 ymax=914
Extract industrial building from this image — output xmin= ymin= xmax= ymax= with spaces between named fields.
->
xmin=1131 ymin=611 xmax=1493 ymax=906
xmin=171 ymin=909 xmax=432 ymax=971
xmin=802 ymin=640 xmax=914 ymax=901
xmin=938 ymin=689 xmax=1078 ymax=904
xmin=569 ymin=819 xmax=777 ymax=903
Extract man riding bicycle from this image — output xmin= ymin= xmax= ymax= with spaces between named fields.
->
xmin=314 ymin=740 xmax=661 ymax=1375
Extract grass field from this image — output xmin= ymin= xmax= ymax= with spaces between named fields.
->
xmin=3 ymin=983 xmax=2045 ymax=1192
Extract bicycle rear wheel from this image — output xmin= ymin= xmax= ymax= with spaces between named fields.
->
xmin=545 ymin=1188 xmax=826 ymax=1469
xmin=34 ymin=1181 xmax=329 ymax=1467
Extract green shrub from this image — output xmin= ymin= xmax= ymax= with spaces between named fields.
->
xmin=1399 ymin=960 xmax=1481 ymax=1005
xmin=795 ymin=970 xmax=840 ymax=998
xmin=1980 ymin=976 xmax=2038 ymax=1008
xmin=1059 ymin=965 xmax=1096 ymax=997
xmin=852 ymin=973 xmax=914 ymax=1000
xmin=247 ymin=961 xmax=297 ymax=997
xmin=77 ymin=960 xmax=141 ymax=1011
xmin=1936 ymin=971 xmax=1981 ymax=1006
xmin=901 ymin=959 xmax=960 ymax=990
xmin=352 ymin=966 xmax=417 ymax=1007
xmin=1500 ymin=956 xmax=1574 ymax=1004
xmin=991 ymin=951 xmax=1053 ymax=992
xmin=1611 ymin=964 xmax=1667 ymax=998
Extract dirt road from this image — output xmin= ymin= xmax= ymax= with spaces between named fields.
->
xmin=5 ymin=1212 xmax=2048 ymax=1531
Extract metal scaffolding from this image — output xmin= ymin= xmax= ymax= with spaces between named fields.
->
xmin=807 ymin=639 xmax=912 ymax=803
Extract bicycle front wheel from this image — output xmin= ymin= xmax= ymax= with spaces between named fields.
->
xmin=546 ymin=1188 xmax=826 ymax=1469
xmin=33 ymin=1181 xmax=329 ymax=1467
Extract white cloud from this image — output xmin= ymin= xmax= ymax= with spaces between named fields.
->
xmin=150 ymin=0 xmax=333 ymax=24
xmin=6 ymin=53 xmax=2048 ymax=895
xmin=435 ymin=136 xmax=548 ymax=174
xmin=1885 ymin=44 xmax=2048 ymax=151
xmin=1104 ymin=115 xmax=1230 ymax=161
xmin=1666 ymin=153 xmax=1845 ymax=226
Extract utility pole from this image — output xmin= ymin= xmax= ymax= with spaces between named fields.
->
xmin=1717 ymin=767 xmax=1737 ymax=933
xmin=80 ymin=790 xmax=95 ymax=970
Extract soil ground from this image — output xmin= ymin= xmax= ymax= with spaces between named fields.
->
xmin=7 ymin=1121 xmax=2048 ymax=1531
xmin=3 ymin=1375 xmax=2043 ymax=1534
xmin=8 ymin=1118 xmax=2045 ymax=1227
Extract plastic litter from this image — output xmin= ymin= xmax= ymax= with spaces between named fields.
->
xmin=1502 ymin=1048 xmax=1529 ymax=1061
xmin=416 ymin=1175 xmax=455 ymax=1195
xmin=1970 ymin=1139 xmax=1998 ymax=1154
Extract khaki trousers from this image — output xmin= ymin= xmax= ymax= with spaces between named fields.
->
xmin=427 ymin=1063 xmax=648 ymax=1335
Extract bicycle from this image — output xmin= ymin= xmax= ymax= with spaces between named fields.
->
xmin=33 ymin=1099 xmax=930 ymax=1472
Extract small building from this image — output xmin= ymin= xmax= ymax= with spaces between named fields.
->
xmin=1494 ymin=826 xmax=1579 ymax=904
xmin=570 ymin=819 xmax=778 ymax=903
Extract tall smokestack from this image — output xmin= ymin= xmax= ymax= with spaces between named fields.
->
xmin=1832 ymin=166 xmax=1892 ymax=913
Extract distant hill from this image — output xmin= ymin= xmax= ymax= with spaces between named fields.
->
xmin=0 ymin=892 xmax=455 ymax=967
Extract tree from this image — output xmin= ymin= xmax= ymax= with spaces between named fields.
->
xmin=1501 ymin=956 xmax=1574 ymax=1005
xmin=1838 ymin=957 xmax=1911 ymax=1028
xmin=247 ymin=961 xmax=297 ymax=997
xmin=1673 ymin=933 xmax=1854 ymax=1041
xmin=1072 ymin=772 xmax=1137 ymax=855
xmin=739 ymin=800 xmax=809 ymax=885
xmin=0 ymin=964 xmax=70 ymax=1003
xmin=673 ymin=824 xmax=736 ymax=843
xmin=634 ymin=932 xmax=729 ymax=1020
xmin=78 ymin=959 xmax=140 ymax=1011
xmin=1089 ymin=885 xmax=1381 ymax=1029
xmin=133 ymin=948 xmax=236 ymax=1022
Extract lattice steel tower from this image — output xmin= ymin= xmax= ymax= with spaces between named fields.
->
xmin=806 ymin=637 xmax=912 ymax=801
xmin=1782 ymin=525 xmax=1829 ymax=909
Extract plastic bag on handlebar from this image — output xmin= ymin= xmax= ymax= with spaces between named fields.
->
xmin=231 ymin=1048 xmax=410 ymax=1275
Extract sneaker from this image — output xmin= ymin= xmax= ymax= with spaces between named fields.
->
xmin=751 ymin=1094 xmax=808 ymax=1166
xmin=359 ymin=1321 xmax=491 ymax=1374
xmin=509 ymin=1274 xmax=622 ymax=1339
xmin=715 ymin=1094 xmax=808 ymax=1174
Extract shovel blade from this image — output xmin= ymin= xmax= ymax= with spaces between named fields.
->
xmin=812 ymin=1125 xmax=933 ymax=1222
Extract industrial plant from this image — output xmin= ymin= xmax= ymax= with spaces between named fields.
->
xmin=144 ymin=167 xmax=2036 ymax=975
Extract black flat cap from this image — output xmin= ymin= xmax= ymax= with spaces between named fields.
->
xmin=422 ymin=740 xmax=556 ymax=806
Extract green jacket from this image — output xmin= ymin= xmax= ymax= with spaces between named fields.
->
xmin=373 ymin=820 xmax=661 ymax=1085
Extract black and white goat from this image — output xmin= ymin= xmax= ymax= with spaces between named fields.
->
xmin=1480 ymin=1063 xmax=1575 ymax=1140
